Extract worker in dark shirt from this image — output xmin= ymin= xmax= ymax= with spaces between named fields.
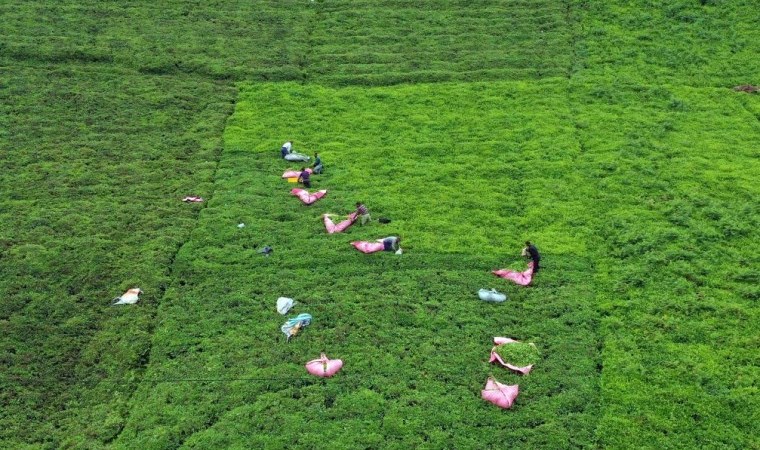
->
xmin=382 ymin=236 xmax=401 ymax=252
xmin=523 ymin=241 xmax=540 ymax=274
xmin=313 ymin=153 xmax=323 ymax=174
xmin=281 ymin=140 xmax=292 ymax=158
xmin=297 ymin=167 xmax=311 ymax=188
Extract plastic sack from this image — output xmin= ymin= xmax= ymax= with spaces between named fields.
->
xmin=112 ymin=288 xmax=142 ymax=306
xmin=305 ymin=353 xmax=344 ymax=378
xmin=276 ymin=297 xmax=296 ymax=314
xmin=282 ymin=168 xmax=312 ymax=179
xmin=182 ymin=196 xmax=204 ymax=202
xmin=481 ymin=377 xmax=519 ymax=409
xmin=489 ymin=337 xmax=534 ymax=375
xmin=478 ymin=288 xmax=507 ymax=302
xmin=323 ymin=212 xmax=358 ymax=234
xmin=492 ymin=261 xmax=534 ymax=286
xmin=284 ymin=153 xmax=310 ymax=162
xmin=351 ymin=241 xmax=385 ymax=254
xmin=290 ymin=188 xmax=327 ymax=205
xmin=281 ymin=313 xmax=312 ymax=340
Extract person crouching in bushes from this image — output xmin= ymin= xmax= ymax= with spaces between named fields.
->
xmin=356 ymin=202 xmax=370 ymax=225
xmin=382 ymin=236 xmax=401 ymax=252
xmin=298 ymin=167 xmax=311 ymax=188
xmin=313 ymin=153 xmax=323 ymax=174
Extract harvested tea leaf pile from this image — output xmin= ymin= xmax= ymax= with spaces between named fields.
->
xmin=494 ymin=342 xmax=541 ymax=367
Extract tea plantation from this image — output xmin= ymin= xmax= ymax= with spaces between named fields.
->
xmin=1 ymin=1 xmax=758 ymax=449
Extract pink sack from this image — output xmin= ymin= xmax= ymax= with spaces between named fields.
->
xmin=493 ymin=337 xmax=518 ymax=345
xmin=351 ymin=241 xmax=385 ymax=254
xmin=305 ymin=353 xmax=344 ymax=378
xmin=492 ymin=261 xmax=534 ymax=285
xmin=282 ymin=168 xmax=313 ymax=179
xmin=490 ymin=337 xmax=534 ymax=374
xmin=324 ymin=212 xmax=358 ymax=234
xmin=481 ymin=377 xmax=519 ymax=409
xmin=290 ymin=188 xmax=327 ymax=205
xmin=182 ymin=196 xmax=204 ymax=203
xmin=490 ymin=351 xmax=533 ymax=375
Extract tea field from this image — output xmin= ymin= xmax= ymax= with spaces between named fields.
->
xmin=1 ymin=1 xmax=758 ymax=449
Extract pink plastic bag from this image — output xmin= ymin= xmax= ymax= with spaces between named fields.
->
xmin=324 ymin=213 xmax=358 ymax=234
xmin=481 ymin=377 xmax=519 ymax=409
xmin=492 ymin=261 xmax=534 ymax=285
xmin=489 ymin=337 xmax=534 ymax=375
xmin=305 ymin=353 xmax=344 ymax=378
xmin=290 ymin=188 xmax=327 ymax=205
xmin=351 ymin=241 xmax=385 ymax=254
xmin=282 ymin=168 xmax=313 ymax=179
xmin=182 ymin=196 xmax=204 ymax=203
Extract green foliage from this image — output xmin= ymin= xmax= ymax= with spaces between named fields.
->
xmin=114 ymin=81 xmax=601 ymax=448
xmin=494 ymin=342 xmax=541 ymax=367
xmin=1 ymin=0 xmax=759 ymax=448
xmin=0 ymin=66 xmax=235 ymax=447
xmin=568 ymin=82 xmax=760 ymax=448
xmin=572 ymin=0 xmax=760 ymax=86
xmin=1 ymin=1 xmax=310 ymax=81
xmin=2 ymin=0 xmax=571 ymax=84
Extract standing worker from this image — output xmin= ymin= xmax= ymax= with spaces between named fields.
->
xmin=522 ymin=241 xmax=541 ymax=274
xmin=356 ymin=202 xmax=371 ymax=226
xmin=298 ymin=167 xmax=311 ymax=188
xmin=313 ymin=152 xmax=323 ymax=174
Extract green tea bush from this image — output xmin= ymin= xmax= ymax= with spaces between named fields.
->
xmin=0 ymin=66 xmax=235 ymax=447
xmin=570 ymin=82 xmax=760 ymax=448
xmin=113 ymin=81 xmax=602 ymax=448
xmin=573 ymin=0 xmax=760 ymax=86
xmin=1 ymin=0 xmax=759 ymax=447
xmin=494 ymin=342 xmax=541 ymax=367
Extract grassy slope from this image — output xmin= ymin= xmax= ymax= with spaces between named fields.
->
xmin=0 ymin=1 xmax=308 ymax=81
xmin=574 ymin=0 xmax=760 ymax=87
xmin=307 ymin=0 xmax=572 ymax=84
xmin=572 ymin=84 xmax=760 ymax=448
xmin=0 ymin=65 xmax=236 ymax=447
xmin=115 ymin=81 xmax=601 ymax=448
xmin=2 ymin=1 xmax=576 ymax=445
xmin=0 ymin=1 xmax=304 ymax=447
xmin=0 ymin=0 xmax=570 ymax=85
xmin=1 ymin=0 xmax=759 ymax=448
xmin=571 ymin=1 xmax=760 ymax=447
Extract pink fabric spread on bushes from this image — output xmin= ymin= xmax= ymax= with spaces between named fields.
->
xmin=481 ymin=377 xmax=519 ymax=409
xmin=493 ymin=337 xmax=518 ymax=345
xmin=324 ymin=212 xmax=358 ymax=234
xmin=305 ymin=353 xmax=343 ymax=377
xmin=290 ymin=188 xmax=327 ymax=205
xmin=492 ymin=261 xmax=534 ymax=285
xmin=490 ymin=337 xmax=534 ymax=374
xmin=282 ymin=168 xmax=313 ymax=179
xmin=351 ymin=241 xmax=385 ymax=254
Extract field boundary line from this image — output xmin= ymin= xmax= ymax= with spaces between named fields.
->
xmin=107 ymin=82 xmax=240 ymax=445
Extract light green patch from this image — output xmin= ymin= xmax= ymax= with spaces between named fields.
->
xmin=494 ymin=342 xmax=541 ymax=368
xmin=117 ymin=81 xmax=601 ymax=448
